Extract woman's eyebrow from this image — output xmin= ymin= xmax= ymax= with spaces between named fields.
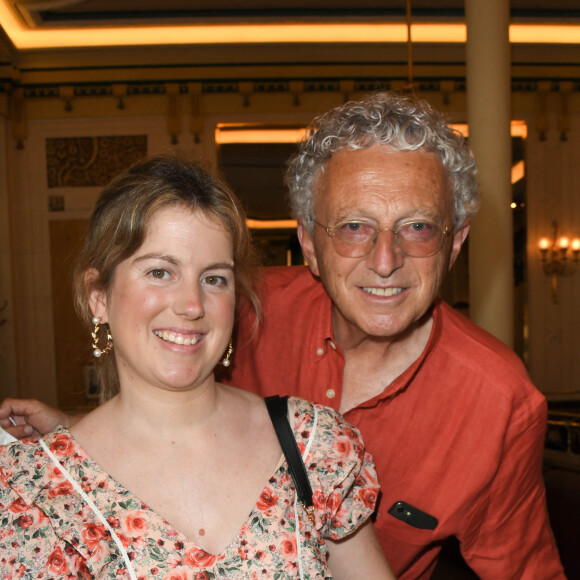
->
xmin=132 ymin=255 xmax=235 ymax=272
xmin=204 ymin=262 xmax=235 ymax=272
xmin=132 ymin=253 xmax=180 ymax=265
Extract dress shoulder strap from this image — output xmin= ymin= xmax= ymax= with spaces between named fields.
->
xmin=264 ymin=395 xmax=317 ymax=522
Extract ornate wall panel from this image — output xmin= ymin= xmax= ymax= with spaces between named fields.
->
xmin=45 ymin=135 xmax=147 ymax=188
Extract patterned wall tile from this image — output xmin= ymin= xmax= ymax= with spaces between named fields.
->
xmin=46 ymin=135 xmax=147 ymax=188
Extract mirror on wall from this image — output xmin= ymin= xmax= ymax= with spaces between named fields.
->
xmin=217 ymin=125 xmax=304 ymax=267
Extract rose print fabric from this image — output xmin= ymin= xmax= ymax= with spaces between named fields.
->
xmin=0 ymin=397 xmax=379 ymax=579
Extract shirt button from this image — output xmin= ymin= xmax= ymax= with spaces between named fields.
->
xmin=329 ymin=341 xmax=337 ymax=350
xmin=326 ymin=389 xmax=336 ymax=399
xmin=316 ymin=347 xmax=324 ymax=356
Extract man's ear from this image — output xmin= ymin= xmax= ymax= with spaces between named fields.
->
xmin=85 ymin=268 xmax=108 ymax=322
xmin=297 ymin=221 xmax=320 ymax=276
xmin=448 ymin=220 xmax=470 ymax=271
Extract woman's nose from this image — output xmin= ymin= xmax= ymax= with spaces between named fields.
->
xmin=174 ymin=283 xmax=205 ymax=319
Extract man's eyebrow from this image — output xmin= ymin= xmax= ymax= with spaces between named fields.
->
xmin=396 ymin=209 xmax=441 ymax=222
xmin=336 ymin=209 xmax=441 ymax=223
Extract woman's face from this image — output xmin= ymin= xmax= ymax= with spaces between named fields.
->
xmin=89 ymin=205 xmax=236 ymax=394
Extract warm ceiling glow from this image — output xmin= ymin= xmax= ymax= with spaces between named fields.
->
xmin=1 ymin=2 xmax=579 ymax=50
xmin=0 ymin=4 xmax=426 ymax=49
xmin=510 ymin=24 xmax=580 ymax=44
xmin=246 ymin=219 xmax=297 ymax=230
xmin=216 ymin=127 xmax=308 ymax=144
xmin=218 ymin=122 xmax=527 ymax=141
xmin=216 ymin=122 xmax=528 ymax=145
xmin=509 ymin=121 xmax=528 ymax=139
xmin=411 ymin=23 xmax=465 ymax=43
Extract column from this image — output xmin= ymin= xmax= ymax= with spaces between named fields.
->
xmin=465 ymin=0 xmax=514 ymax=347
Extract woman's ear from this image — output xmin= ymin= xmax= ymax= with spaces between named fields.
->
xmin=85 ymin=268 xmax=108 ymax=322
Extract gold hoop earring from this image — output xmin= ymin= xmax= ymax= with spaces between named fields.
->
xmin=221 ymin=341 xmax=233 ymax=367
xmin=91 ymin=316 xmax=113 ymax=358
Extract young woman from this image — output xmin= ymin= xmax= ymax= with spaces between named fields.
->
xmin=0 ymin=155 xmax=393 ymax=579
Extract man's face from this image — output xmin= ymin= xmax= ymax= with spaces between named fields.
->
xmin=299 ymin=144 xmax=468 ymax=345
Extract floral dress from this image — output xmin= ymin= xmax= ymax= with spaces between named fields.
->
xmin=0 ymin=397 xmax=379 ymax=579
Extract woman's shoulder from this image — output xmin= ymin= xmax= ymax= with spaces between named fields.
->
xmin=290 ymin=396 xmax=361 ymax=430
xmin=0 ymin=432 xmax=89 ymax=578
xmin=289 ymin=397 xmax=366 ymax=455
xmin=0 ymin=428 xmax=76 ymax=502
xmin=288 ymin=397 xmax=380 ymax=539
xmin=1 ymin=436 xmax=45 ymax=470
xmin=0 ymin=437 xmax=45 ymax=511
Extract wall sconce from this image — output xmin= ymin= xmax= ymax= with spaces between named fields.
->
xmin=538 ymin=221 xmax=580 ymax=303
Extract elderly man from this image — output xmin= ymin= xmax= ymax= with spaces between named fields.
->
xmin=226 ymin=92 xmax=564 ymax=578
xmin=1 ymin=92 xmax=565 ymax=579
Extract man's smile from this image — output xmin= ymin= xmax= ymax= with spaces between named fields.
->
xmin=362 ymin=286 xmax=404 ymax=297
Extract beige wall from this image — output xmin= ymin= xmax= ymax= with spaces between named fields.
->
xmin=526 ymin=98 xmax=580 ymax=393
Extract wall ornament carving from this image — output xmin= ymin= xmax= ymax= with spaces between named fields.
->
xmin=46 ymin=135 xmax=147 ymax=188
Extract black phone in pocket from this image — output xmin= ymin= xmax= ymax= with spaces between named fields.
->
xmin=387 ymin=500 xmax=438 ymax=530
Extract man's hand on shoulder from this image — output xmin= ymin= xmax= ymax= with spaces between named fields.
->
xmin=0 ymin=398 xmax=76 ymax=439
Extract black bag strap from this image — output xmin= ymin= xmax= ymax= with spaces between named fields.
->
xmin=265 ymin=395 xmax=314 ymax=521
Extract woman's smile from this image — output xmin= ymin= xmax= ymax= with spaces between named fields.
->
xmin=154 ymin=329 xmax=202 ymax=346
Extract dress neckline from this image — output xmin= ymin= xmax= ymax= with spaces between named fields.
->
xmin=43 ymin=425 xmax=290 ymax=560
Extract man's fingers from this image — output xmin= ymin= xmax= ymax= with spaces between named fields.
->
xmin=0 ymin=400 xmax=37 ymax=440
xmin=4 ymin=424 xmax=36 ymax=440
xmin=0 ymin=413 xmax=23 ymax=430
xmin=0 ymin=397 xmax=35 ymax=419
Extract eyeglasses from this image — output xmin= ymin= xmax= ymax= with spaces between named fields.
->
xmin=316 ymin=218 xmax=450 ymax=258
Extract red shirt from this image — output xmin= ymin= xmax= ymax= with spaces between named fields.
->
xmin=219 ymin=266 xmax=564 ymax=579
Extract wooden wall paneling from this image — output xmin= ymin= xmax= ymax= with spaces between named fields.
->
xmin=49 ymin=219 xmax=95 ymax=410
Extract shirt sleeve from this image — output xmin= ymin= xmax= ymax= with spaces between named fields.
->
xmin=292 ymin=400 xmax=380 ymax=541
xmin=459 ymin=396 xmax=566 ymax=579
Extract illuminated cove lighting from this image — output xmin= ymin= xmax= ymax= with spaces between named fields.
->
xmin=0 ymin=2 xmax=579 ymax=51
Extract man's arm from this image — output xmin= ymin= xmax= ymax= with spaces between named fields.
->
xmin=0 ymin=398 xmax=80 ymax=439
xmin=460 ymin=398 xmax=565 ymax=579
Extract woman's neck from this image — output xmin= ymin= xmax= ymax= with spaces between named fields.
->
xmin=73 ymin=377 xmax=222 ymax=443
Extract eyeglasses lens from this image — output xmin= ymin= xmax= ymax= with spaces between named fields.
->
xmin=331 ymin=221 xmax=445 ymax=258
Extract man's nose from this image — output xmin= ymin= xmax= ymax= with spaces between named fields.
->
xmin=366 ymin=229 xmax=404 ymax=275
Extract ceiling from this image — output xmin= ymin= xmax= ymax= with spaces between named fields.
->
xmin=10 ymin=0 xmax=580 ymax=28
xmin=0 ymin=1 xmax=575 ymax=260
xmin=0 ymin=0 xmax=577 ymax=55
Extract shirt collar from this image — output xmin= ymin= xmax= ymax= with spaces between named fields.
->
xmin=373 ymin=300 xmax=442 ymax=404
xmin=323 ymin=300 xmax=442 ymax=408
xmin=309 ymin=284 xmax=338 ymax=360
